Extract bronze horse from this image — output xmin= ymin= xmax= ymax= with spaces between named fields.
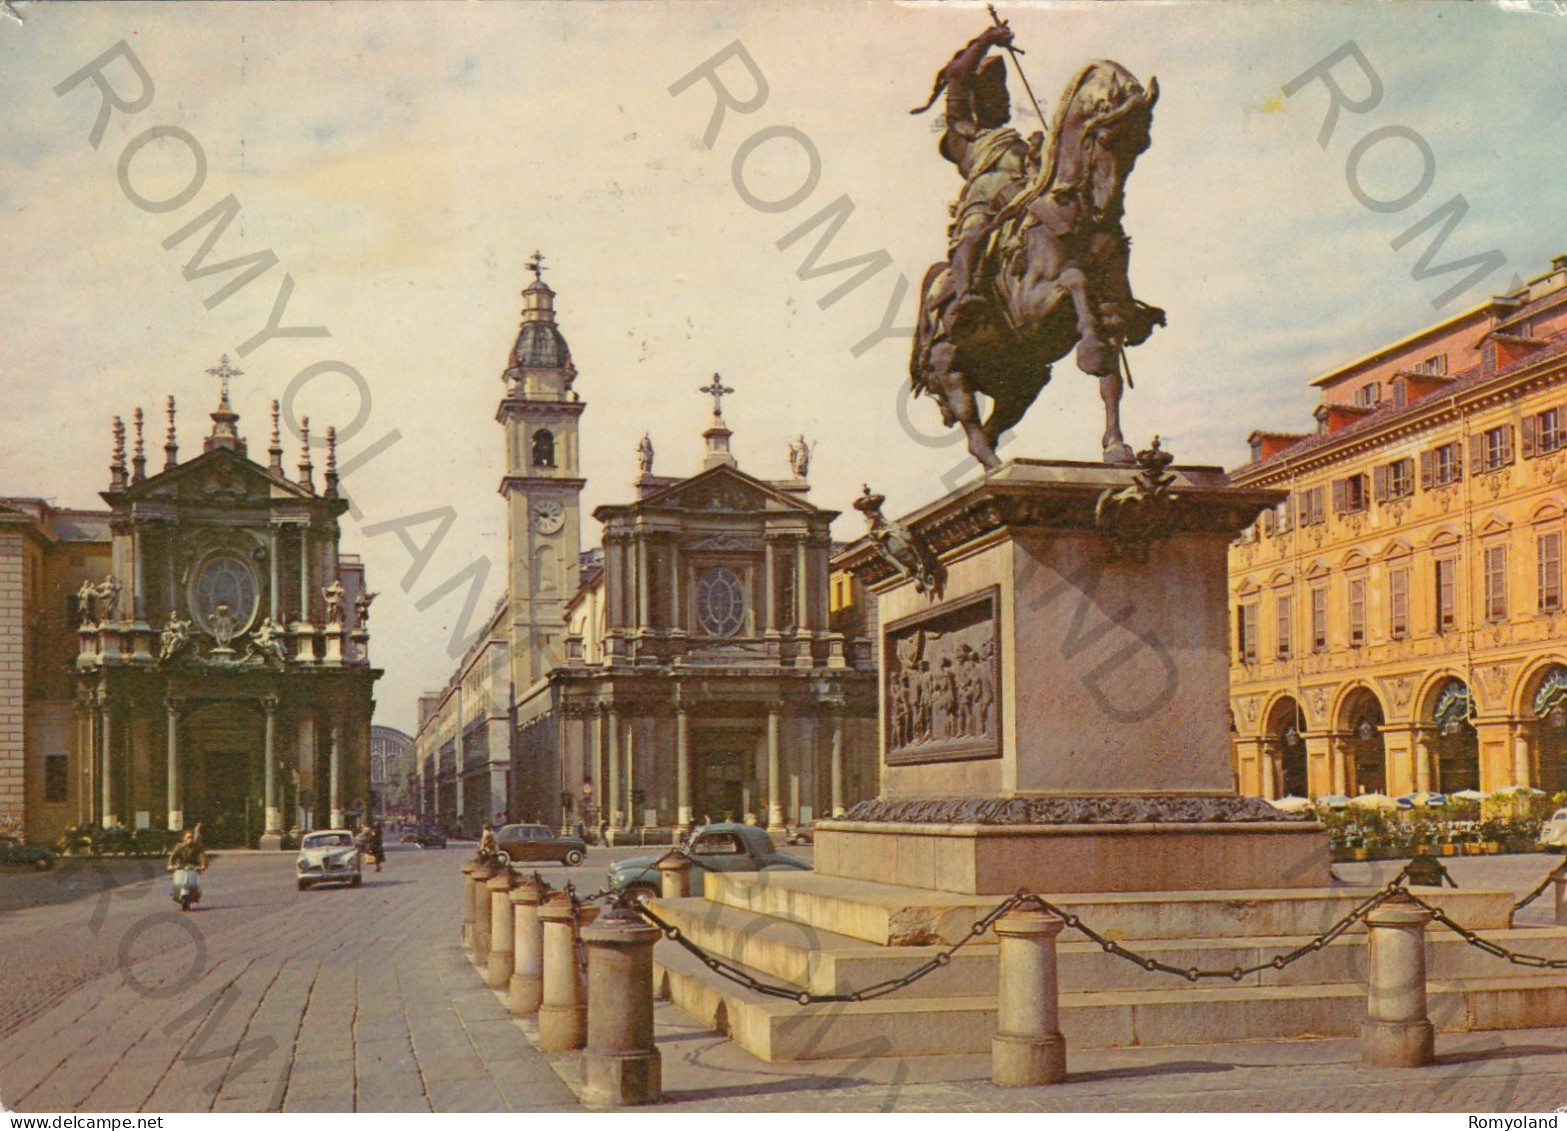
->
xmin=911 ymin=60 xmax=1166 ymax=469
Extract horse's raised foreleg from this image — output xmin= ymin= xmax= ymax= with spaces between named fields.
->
xmin=1058 ymin=266 xmax=1114 ymax=378
xmin=1100 ymin=369 xmax=1134 ymax=465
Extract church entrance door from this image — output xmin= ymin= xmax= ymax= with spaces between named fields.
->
xmin=695 ymin=748 xmax=746 ymax=825
xmin=184 ymin=702 xmax=264 ymax=847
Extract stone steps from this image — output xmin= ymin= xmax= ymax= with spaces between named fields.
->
xmin=702 ymin=871 xmax=1518 ymax=946
xmin=651 ymin=895 xmax=1567 ymax=998
xmin=653 ymin=938 xmax=1567 ymax=1062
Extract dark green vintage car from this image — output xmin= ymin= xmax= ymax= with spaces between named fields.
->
xmin=0 ymin=834 xmax=55 ymax=870
xmin=607 ymin=822 xmax=809 ymax=899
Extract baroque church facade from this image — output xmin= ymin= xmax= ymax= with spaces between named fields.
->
xmin=413 ymin=263 xmax=877 ymax=837
xmin=1 ymin=365 xmax=379 ymax=847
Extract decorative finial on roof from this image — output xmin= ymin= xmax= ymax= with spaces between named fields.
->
xmin=298 ymin=416 xmax=314 ymax=493
xmin=698 ymin=373 xmax=734 ymax=420
xmin=132 ymin=408 xmax=147 ymax=484
xmin=527 ymin=249 xmax=547 ymax=282
xmin=698 ymin=373 xmax=737 ymax=469
xmin=268 ymin=399 xmax=284 ymax=475
xmin=110 ymin=416 xmax=127 ymax=490
xmin=206 ymin=353 xmax=243 ymax=406
xmin=164 ymin=396 xmax=178 ymax=471
xmin=324 ymin=425 xmax=339 ymax=498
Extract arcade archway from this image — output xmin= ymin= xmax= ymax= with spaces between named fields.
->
xmin=1264 ymin=696 xmax=1308 ymax=798
xmin=1338 ymin=687 xmax=1385 ymax=795
xmin=1429 ymin=678 xmax=1479 ymax=793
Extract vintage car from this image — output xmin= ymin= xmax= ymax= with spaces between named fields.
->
xmin=0 ymin=834 xmax=54 ymax=870
xmin=1540 ymin=807 xmax=1567 ymax=851
xmin=607 ymin=823 xmax=809 ymax=900
xmin=296 ymin=829 xmax=363 ymax=890
xmin=400 ymin=825 xmax=448 ymax=849
xmin=494 ymin=823 xmax=588 ymax=867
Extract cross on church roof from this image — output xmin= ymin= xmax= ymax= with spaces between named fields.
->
xmin=206 ymin=354 xmax=244 ymax=403
xmin=526 ymin=250 xmax=547 ymax=281
xmin=699 ymin=373 xmax=734 ymax=418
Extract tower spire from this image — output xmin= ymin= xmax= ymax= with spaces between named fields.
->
xmin=202 ymin=354 xmax=247 ymax=454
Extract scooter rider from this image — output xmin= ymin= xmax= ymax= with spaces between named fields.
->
xmin=167 ymin=828 xmax=208 ymax=907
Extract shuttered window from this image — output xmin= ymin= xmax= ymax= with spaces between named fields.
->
xmin=1275 ymin=594 xmax=1292 ymax=660
xmin=1471 ymin=425 xmax=1514 ymax=474
xmin=1374 ymin=458 xmax=1414 ymax=502
xmin=1484 ymin=545 xmax=1508 ymax=622
xmin=1523 ymin=408 xmax=1565 ymax=458
xmin=1539 ymin=532 xmax=1562 ymax=612
xmin=1348 ymin=577 xmax=1366 ymax=646
xmin=1332 ymin=474 xmax=1368 ymax=515
xmin=1389 ymin=567 xmax=1409 ymax=638
xmin=1237 ymin=604 xmax=1258 ymax=663
xmin=1436 ymin=558 xmax=1457 ymax=632
xmin=1311 ymin=586 xmax=1328 ymax=653
xmin=1421 ymin=442 xmax=1462 ymax=489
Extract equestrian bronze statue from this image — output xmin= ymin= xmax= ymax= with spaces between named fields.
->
xmin=910 ymin=20 xmax=1165 ymax=468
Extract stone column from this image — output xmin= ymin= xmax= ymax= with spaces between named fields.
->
xmin=165 ymin=699 xmax=182 ymax=831
xmin=487 ymin=872 xmax=516 ymax=990
xmin=538 ymin=894 xmax=597 ymax=1051
xmin=991 ymin=907 xmax=1067 ymax=1086
xmin=658 ymin=852 xmax=693 ymax=899
xmin=100 ymin=698 xmax=116 ymax=828
xmin=268 ymin=525 xmax=281 ymax=622
xmin=298 ymin=524 xmax=311 ymax=623
xmin=668 ymin=538 xmax=682 ymax=633
xmin=635 ymin=534 xmax=650 ymax=632
xmin=1414 ymin=729 xmax=1433 ymax=793
xmin=1331 ymin=735 xmax=1349 ymax=796
xmin=764 ymin=538 xmax=779 ymax=633
xmin=1512 ymin=723 xmax=1533 ymax=790
xmin=471 ymin=865 xmax=496 ymax=969
xmin=1361 ymin=899 xmax=1435 ymax=1067
xmin=581 ymin=908 xmax=662 ymax=1106
xmin=675 ymin=705 xmax=691 ymax=831
xmin=766 ymin=703 xmax=785 ymax=835
xmin=460 ymin=861 xmax=478 ymax=949
xmin=261 ymin=698 xmax=281 ymax=847
xmin=830 ymin=710 xmax=845 ymax=817
xmin=509 ymin=875 xmax=548 ymax=1014
xmin=795 ymin=536 xmax=810 ymax=634
xmin=329 ymin=718 xmax=343 ymax=829
xmin=607 ymin=709 xmax=622 ymax=829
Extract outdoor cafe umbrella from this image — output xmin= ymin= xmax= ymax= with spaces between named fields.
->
xmin=1491 ymin=785 xmax=1546 ymax=797
xmin=1450 ymin=789 xmax=1487 ymax=802
xmin=1396 ymin=792 xmax=1447 ymax=808
xmin=1316 ymin=794 xmax=1351 ymax=809
xmin=1349 ymin=792 xmax=1400 ymax=811
xmin=1269 ymin=795 xmax=1312 ymax=812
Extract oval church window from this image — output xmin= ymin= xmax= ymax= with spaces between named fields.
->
xmin=192 ymin=554 xmax=259 ymax=637
xmin=695 ymin=567 xmax=746 ymax=637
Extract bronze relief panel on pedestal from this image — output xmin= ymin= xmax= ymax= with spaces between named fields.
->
xmin=884 ymin=587 xmax=1001 ymax=765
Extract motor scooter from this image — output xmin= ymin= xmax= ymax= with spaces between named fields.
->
xmin=170 ymin=865 xmax=202 ymax=911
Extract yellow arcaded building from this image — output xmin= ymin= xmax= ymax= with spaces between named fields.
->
xmin=1228 ymin=255 xmax=1567 ymax=801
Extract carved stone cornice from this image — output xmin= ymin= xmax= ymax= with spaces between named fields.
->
xmin=841 ymin=794 xmax=1313 ymax=825
xmin=837 ymin=460 xmax=1280 ymax=585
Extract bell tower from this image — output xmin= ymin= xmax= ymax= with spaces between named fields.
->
xmin=497 ymin=252 xmax=585 ymax=690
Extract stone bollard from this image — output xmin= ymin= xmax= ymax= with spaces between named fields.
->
xmin=471 ymin=865 xmax=499 ymax=970
xmin=991 ymin=907 xmax=1067 ymax=1087
xmin=460 ymin=862 xmax=478 ymax=949
xmin=1361 ymin=898 xmax=1435 ymax=1067
xmin=487 ymin=871 xmax=517 ymax=990
xmin=538 ymin=893 xmax=599 ymax=1052
xmin=509 ymin=874 xmax=549 ymax=1014
xmin=657 ymin=853 xmax=693 ymax=900
xmin=581 ymin=906 xmax=663 ymax=1106
xmin=1554 ymin=865 xmax=1567 ymax=927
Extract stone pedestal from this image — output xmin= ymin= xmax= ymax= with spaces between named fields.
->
xmin=581 ymin=908 xmax=662 ymax=1106
xmin=538 ymin=894 xmax=597 ymax=1052
xmin=657 ymin=853 xmax=693 ymax=900
xmin=991 ymin=907 xmax=1066 ymax=1086
xmin=1555 ymin=872 xmax=1567 ymax=927
xmin=509 ymin=876 xmax=548 ymax=1015
xmin=486 ymin=872 xmax=517 ymax=990
xmin=821 ymin=459 xmax=1323 ymax=895
xmin=460 ymin=862 xmax=478 ymax=949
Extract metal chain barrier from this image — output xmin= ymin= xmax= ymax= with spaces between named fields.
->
xmin=1512 ymin=859 xmax=1567 ymax=912
xmin=627 ymin=875 xmax=1424 ymax=1005
xmin=1401 ymin=890 xmax=1567 ymax=970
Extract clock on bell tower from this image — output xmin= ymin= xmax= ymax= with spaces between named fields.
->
xmin=497 ymin=252 xmax=585 ymax=690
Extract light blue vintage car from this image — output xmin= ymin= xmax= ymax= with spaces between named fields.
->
xmin=607 ymin=823 xmax=809 ymax=899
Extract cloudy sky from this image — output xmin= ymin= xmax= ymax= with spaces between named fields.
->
xmin=2 ymin=1 xmax=1564 ymax=732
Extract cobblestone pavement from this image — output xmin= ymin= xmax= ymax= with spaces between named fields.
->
xmin=0 ymin=844 xmax=583 ymax=1113
xmin=1 ymin=847 xmax=1562 ymax=1113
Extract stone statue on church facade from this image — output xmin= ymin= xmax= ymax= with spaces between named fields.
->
xmin=322 ymin=579 xmax=346 ymax=625
xmin=788 ymin=434 xmax=812 ymax=479
xmin=94 ymin=575 xmax=122 ymax=621
xmin=636 ymin=432 xmax=655 ymax=476
xmin=354 ymin=589 xmax=377 ymax=627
